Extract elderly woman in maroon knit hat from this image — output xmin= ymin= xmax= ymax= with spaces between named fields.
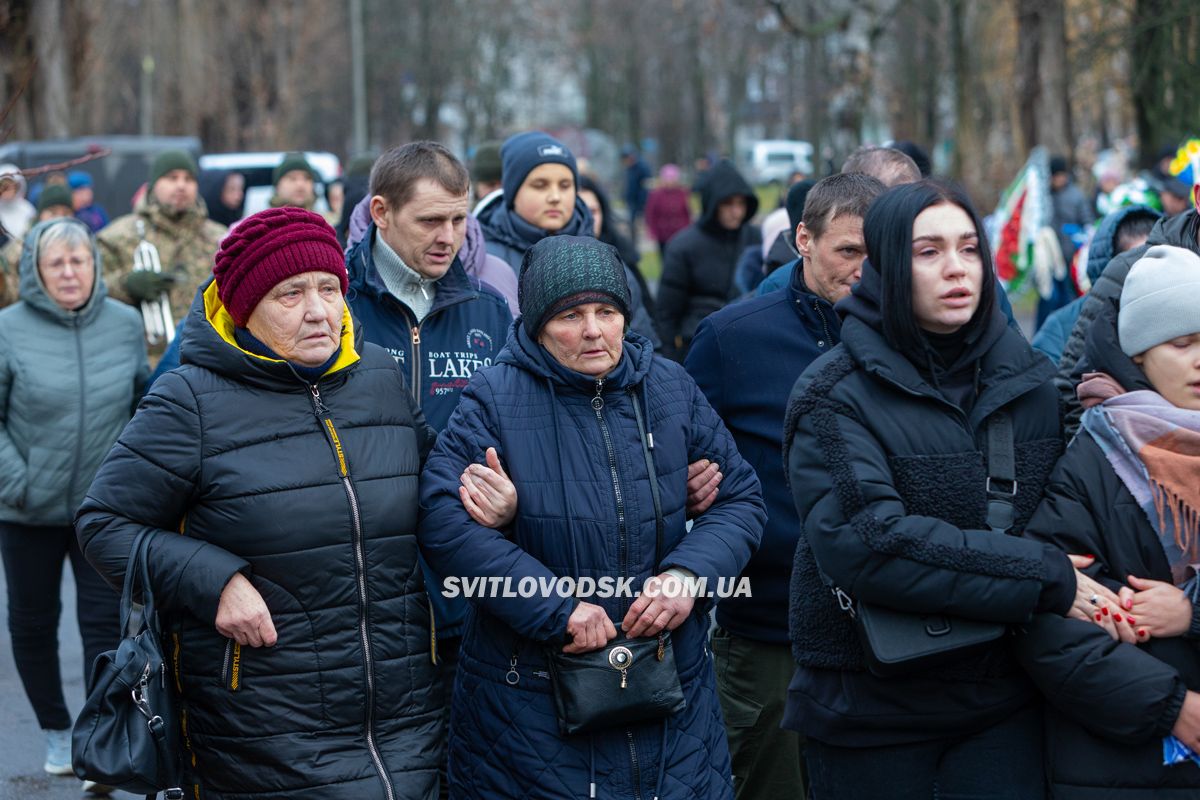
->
xmin=77 ymin=207 xmax=515 ymax=799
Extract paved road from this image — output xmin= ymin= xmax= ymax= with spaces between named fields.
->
xmin=0 ymin=561 xmax=139 ymax=799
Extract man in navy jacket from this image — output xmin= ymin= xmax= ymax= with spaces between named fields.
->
xmin=344 ymin=144 xmax=512 ymax=734
xmin=685 ymin=173 xmax=885 ymax=800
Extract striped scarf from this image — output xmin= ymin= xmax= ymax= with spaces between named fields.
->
xmin=1081 ymin=390 xmax=1200 ymax=586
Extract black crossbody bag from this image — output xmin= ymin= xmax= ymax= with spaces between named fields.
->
xmin=73 ymin=530 xmax=184 ymax=799
xmin=829 ymin=413 xmax=1016 ymax=677
xmin=543 ymin=390 xmax=686 ymax=735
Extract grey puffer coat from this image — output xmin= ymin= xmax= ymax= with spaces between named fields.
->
xmin=0 ymin=218 xmax=147 ymax=526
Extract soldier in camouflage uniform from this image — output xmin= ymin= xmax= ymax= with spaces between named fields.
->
xmin=269 ymin=152 xmax=339 ymax=226
xmin=96 ymin=150 xmax=226 ymax=328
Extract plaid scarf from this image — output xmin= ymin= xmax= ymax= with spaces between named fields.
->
xmin=1081 ymin=390 xmax=1200 ymax=586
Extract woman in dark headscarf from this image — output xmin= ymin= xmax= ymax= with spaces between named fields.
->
xmin=199 ymin=170 xmax=245 ymax=228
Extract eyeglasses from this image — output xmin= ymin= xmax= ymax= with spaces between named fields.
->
xmin=40 ymin=256 xmax=92 ymax=275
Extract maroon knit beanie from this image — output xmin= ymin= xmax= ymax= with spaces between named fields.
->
xmin=213 ymin=207 xmax=348 ymax=326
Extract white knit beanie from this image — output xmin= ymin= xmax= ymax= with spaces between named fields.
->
xmin=1118 ymin=245 xmax=1200 ymax=356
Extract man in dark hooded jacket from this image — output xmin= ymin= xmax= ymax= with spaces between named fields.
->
xmin=685 ymin=173 xmax=884 ymax=800
xmin=1056 ymin=182 xmax=1200 ymax=433
xmin=655 ymin=159 xmax=760 ymax=362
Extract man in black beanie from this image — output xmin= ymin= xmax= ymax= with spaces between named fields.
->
xmin=97 ymin=149 xmax=226 ymax=335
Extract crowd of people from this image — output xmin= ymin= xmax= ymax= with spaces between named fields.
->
xmin=0 ymin=129 xmax=1197 ymax=800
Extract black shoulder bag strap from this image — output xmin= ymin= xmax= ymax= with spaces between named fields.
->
xmin=985 ymin=411 xmax=1017 ymax=536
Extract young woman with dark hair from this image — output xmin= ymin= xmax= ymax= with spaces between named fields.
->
xmin=782 ymin=179 xmax=1121 ymax=799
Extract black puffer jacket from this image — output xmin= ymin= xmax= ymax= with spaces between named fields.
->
xmin=654 ymin=160 xmax=760 ymax=361
xmin=1056 ymin=210 xmax=1200 ymax=434
xmin=1017 ymin=298 xmax=1200 ymax=799
xmin=76 ymin=281 xmax=442 ymax=800
xmin=781 ymin=260 xmax=1073 ymax=746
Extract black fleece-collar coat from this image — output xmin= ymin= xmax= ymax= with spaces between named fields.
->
xmin=781 ymin=310 xmax=1071 ymax=745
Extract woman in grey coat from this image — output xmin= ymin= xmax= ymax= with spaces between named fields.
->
xmin=0 ymin=217 xmax=148 ymax=780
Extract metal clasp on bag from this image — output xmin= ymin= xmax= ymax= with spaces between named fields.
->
xmin=130 ymin=661 xmax=155 ymax=720
xmin=608 ymin=645 xmax=633 ymax=689
xmin=831 ymin=586 xmax=857 ymax=619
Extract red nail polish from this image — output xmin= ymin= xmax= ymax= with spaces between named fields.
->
xmin=1128 ymin=617 xmax=1136 ymax=625
xmin=1113 ymin=613 xmax=1123 ymax=622
xmin=1138 ymin=629 xmax=1147 ymax=637
xmin=1102 ymin=607 xmax=1109 ymax=616
xmin=1095 ymin=613 xmax=1102 ymax=621
xmin=1083 ymin=554 xmax=1094 ymax=559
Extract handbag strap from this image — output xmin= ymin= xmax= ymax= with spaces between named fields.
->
xmin=630 ymin=384 xmax=664 ymax=566
xmin=984 ymin=411 xmax=1016 ymax=535
xmin=817 ymin=410 xmax=1020 ymax=619
xmin=119 ymin=530 xmax=160 ymax=638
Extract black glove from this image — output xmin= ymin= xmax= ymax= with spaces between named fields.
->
xmin=124 ymin=270 xmax=177 ymax=303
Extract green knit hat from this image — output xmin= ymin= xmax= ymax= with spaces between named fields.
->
xmin=273 ymin=152 xmax=319 ymax=185
xmin=518 ymin=236 xmax=631 ymax=337
xmin=472 ymin=141 xmax=503 ymax=184
xmin=345 ymin=154 xmax=376 ymax=178
xmin=149 ymin=149 xmax=198 ymax=186
xmin=37 ymin=184 xmax=74 ymax=214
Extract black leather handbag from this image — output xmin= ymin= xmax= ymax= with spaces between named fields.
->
xmin=836 ymin=413 xmax=1016 ymax=678
xmin=72 ymin=530 xmax=184 ymax=800
xmin=543 ymin=393 xmax=686 ymax=735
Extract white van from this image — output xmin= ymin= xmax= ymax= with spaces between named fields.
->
xmin=747 ymin=140 xmax=814 ymax=185
xmin=198 ymin=151 xmax=342 ymax=216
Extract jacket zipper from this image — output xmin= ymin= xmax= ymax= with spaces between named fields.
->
xmin=308 ymin=383 xmax=395 ymax=800
xmin=66 ymin=322 xmax=87 ymax=518
xmin=592 ymin=378 xmax=628 ymax=614
xmin=221 ymin=639 xmax=232 ymax=686
xmin=812 ymin=299 xmax=833 ymax=349
xmin=410 ymin=324 xmax=422 ymax=400
xmin=626 ymin=729 xmax=644 ymax=800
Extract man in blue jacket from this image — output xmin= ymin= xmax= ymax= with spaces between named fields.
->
xmin=346 ymin=142 xmax=513 ymax=434
xmin=685 ymin=172 xmax=885 ymax=800
xmin=344 ymin=143 xmax=512 ymax=743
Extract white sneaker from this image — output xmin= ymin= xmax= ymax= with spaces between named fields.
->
xmin=43 ymin=728 xmax=73 ymax=775
xmin=81 ymin=779 xmax=116 ymax=795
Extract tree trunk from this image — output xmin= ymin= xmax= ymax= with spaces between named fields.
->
xmin=32 ymin=0 xmax=71 ymax=137
xmin=1015 ymin=0 xmax=1072 ymax=160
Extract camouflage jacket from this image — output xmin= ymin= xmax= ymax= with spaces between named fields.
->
xmin=97 ymin=198 xmax=227 ymax=323
xmin=0 ymin=237 xmax=24 ymax=308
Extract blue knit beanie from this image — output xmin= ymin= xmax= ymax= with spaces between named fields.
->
xmin=501 ymin=132 xmax=577 ymax=208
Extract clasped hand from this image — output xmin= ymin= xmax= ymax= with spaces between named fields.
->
xmin=1069 ymin=555 xmax=1193 ymax=643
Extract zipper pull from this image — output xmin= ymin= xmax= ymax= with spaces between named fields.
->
xmin=310 ymin=384 xmax=328 ymax=413
xmin=411 ymin=326 xmax=421 ymax=345
xmin=592 ymin=378 xmax=605 ymax=410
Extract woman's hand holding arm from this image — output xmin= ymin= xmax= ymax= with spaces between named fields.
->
xmin=459 ymin=447 xmax=517 ymax=528
xmin=562 ymin=601 xmax=617 ymax=654
xmin=215 ymin=573 xmax=277 ymax=648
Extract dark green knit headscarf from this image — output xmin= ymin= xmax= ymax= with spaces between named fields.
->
xmin=518 ymin=235 xmax=631 ymax=337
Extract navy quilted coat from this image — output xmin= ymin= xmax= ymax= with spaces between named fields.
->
xmin=77 ymin=282 xmax=443 ymax=799
xmin=419 ymin=324 xmax=765 ymax=799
